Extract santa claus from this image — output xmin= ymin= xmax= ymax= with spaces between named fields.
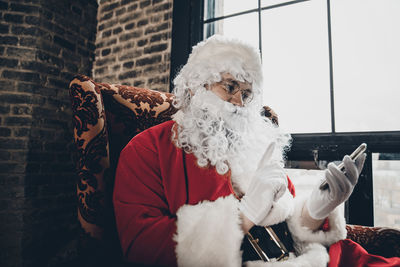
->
xmin=113 ymin=35 xmax=400 ymax=266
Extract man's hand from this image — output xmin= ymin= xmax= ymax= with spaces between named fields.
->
xmin=306 ymin=153 xmax=367 ymax=220
xmin=239 ymin=143 xmax=287 ymax=226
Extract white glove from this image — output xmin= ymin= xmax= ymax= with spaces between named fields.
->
xmin=306 ymin=153 xmax=367 ymax=220
xmin=239 ymin=143 xmax=287 ymax=225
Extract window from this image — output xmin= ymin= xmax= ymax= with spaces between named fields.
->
xmin=203 ymin=0 xmax=400 ymax=134
xmin=373 ymin=153 xmax=400 ymax=229
xmin=171 ymin=0 xmax=400 ymax=227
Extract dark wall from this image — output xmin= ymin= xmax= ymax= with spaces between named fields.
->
xmin=0 ymin=0 xmax=98 ymax=266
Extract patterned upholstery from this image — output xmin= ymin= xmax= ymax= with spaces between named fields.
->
xmin=346 ymin=224 xmax=400 ymax=258
xmin=69 ymin=74 xmax=400 ymax=264
xmin=69 ymin=74 xmax=177 ymax=265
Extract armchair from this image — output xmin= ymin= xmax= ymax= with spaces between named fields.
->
xmin=69 ymin=74 xmax=400 ymax=265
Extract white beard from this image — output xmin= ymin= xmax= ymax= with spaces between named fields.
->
xmin=172 ymin=88 xmax=291 ymax=194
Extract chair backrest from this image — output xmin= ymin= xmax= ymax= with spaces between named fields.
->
xmin=69 ymin=74 xmax=177 ymax=264
xmin=68 ymin=74 xmax=279 ymax=264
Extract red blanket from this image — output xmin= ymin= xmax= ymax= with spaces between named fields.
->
xmin=329 ymin=239 xmax=400 ymax=266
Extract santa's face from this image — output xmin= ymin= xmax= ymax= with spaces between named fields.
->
xmin=205 ymin=73 xmax=253 ymax=107
xmin=172 ymin=72 xmax=290 ymax=178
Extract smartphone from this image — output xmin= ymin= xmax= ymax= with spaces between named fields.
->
xmin=319 ymin=143 xmax=367 ymax=190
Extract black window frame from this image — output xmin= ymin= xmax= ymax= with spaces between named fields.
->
xmin=170 ymin=0 xmax=400 ymax=226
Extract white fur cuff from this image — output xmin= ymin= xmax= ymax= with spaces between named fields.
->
xmin=174 ymin=195 xmax=243 ymax=267
xmin=287 ymin=195 xmax=347 ymax=247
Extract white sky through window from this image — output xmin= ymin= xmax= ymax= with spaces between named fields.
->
xmin=331 ymin=0 xmax=400 ymax=132
xmin=206 ymin=0 xmax=400 ymax=133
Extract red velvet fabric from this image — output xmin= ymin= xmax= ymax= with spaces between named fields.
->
xmin=329 ymin=239 xmax=400 ymax=267
xmin=287 ymin=175 xmax=296 ymax=198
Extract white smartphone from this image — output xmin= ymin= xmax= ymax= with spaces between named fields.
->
xmin=319 ymin=143 xmax=367 ymax=190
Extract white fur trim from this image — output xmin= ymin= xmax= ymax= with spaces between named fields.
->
xmin=245 ymin=243 xmax=329 ymax=267
xmin=174 ymin=195 xmax=243 ymax=267
xmin=259 ymin=190 xmax=294 ymax=227
xmin=287 ymin=195 xmax=347 ymax=247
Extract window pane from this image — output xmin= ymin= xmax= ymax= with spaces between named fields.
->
xmin=261 ymin=0 xmax=306 ymax=8
xmin=331 ymin=0 xmax=400 ymax=132
xmin=204 ymin=13 xmax=259 ymax=50
xmin=261 ymin=0 xmax=331 ymax=133
xmin=204 ymin=0 xmax=258 ymax=20
xmin=372 ymin=153 xmax=400 ymax=228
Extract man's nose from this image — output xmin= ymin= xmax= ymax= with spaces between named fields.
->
xmin=230 ymin=91 xmax=244 ymax=107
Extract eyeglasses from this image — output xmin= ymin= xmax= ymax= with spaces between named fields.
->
xmin=214 ymin=80 xmax=254 ymax=105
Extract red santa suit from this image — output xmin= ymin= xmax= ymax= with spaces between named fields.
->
xmin=113 ymin=120 xmax=400 ymax=267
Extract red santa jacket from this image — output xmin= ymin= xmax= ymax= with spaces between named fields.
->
xmin=113 ymin=120 xmax=400 ymax=267
xmin=113 ymin=120 xmax=296 ymax=265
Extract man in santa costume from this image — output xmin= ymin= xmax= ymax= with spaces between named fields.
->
xmin=113 ymin=35 xmax=400 ymax=266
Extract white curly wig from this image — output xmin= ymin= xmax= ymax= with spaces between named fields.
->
xmin=172 ymin=34 xmax=263 ymax=110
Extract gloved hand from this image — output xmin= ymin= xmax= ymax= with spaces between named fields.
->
xmin=306 ymin=153 xmax=367 ymax=220
xmin=239 ymin=143 xmax=287 ymax=225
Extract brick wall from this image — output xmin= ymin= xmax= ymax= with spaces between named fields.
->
xmin=0 ymin=1 xmax=97 ymax=266
xmin=94 ymin=0 xmax=173 ymax=92
xmin=0 ymin=0 xmax=175 ymax=266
